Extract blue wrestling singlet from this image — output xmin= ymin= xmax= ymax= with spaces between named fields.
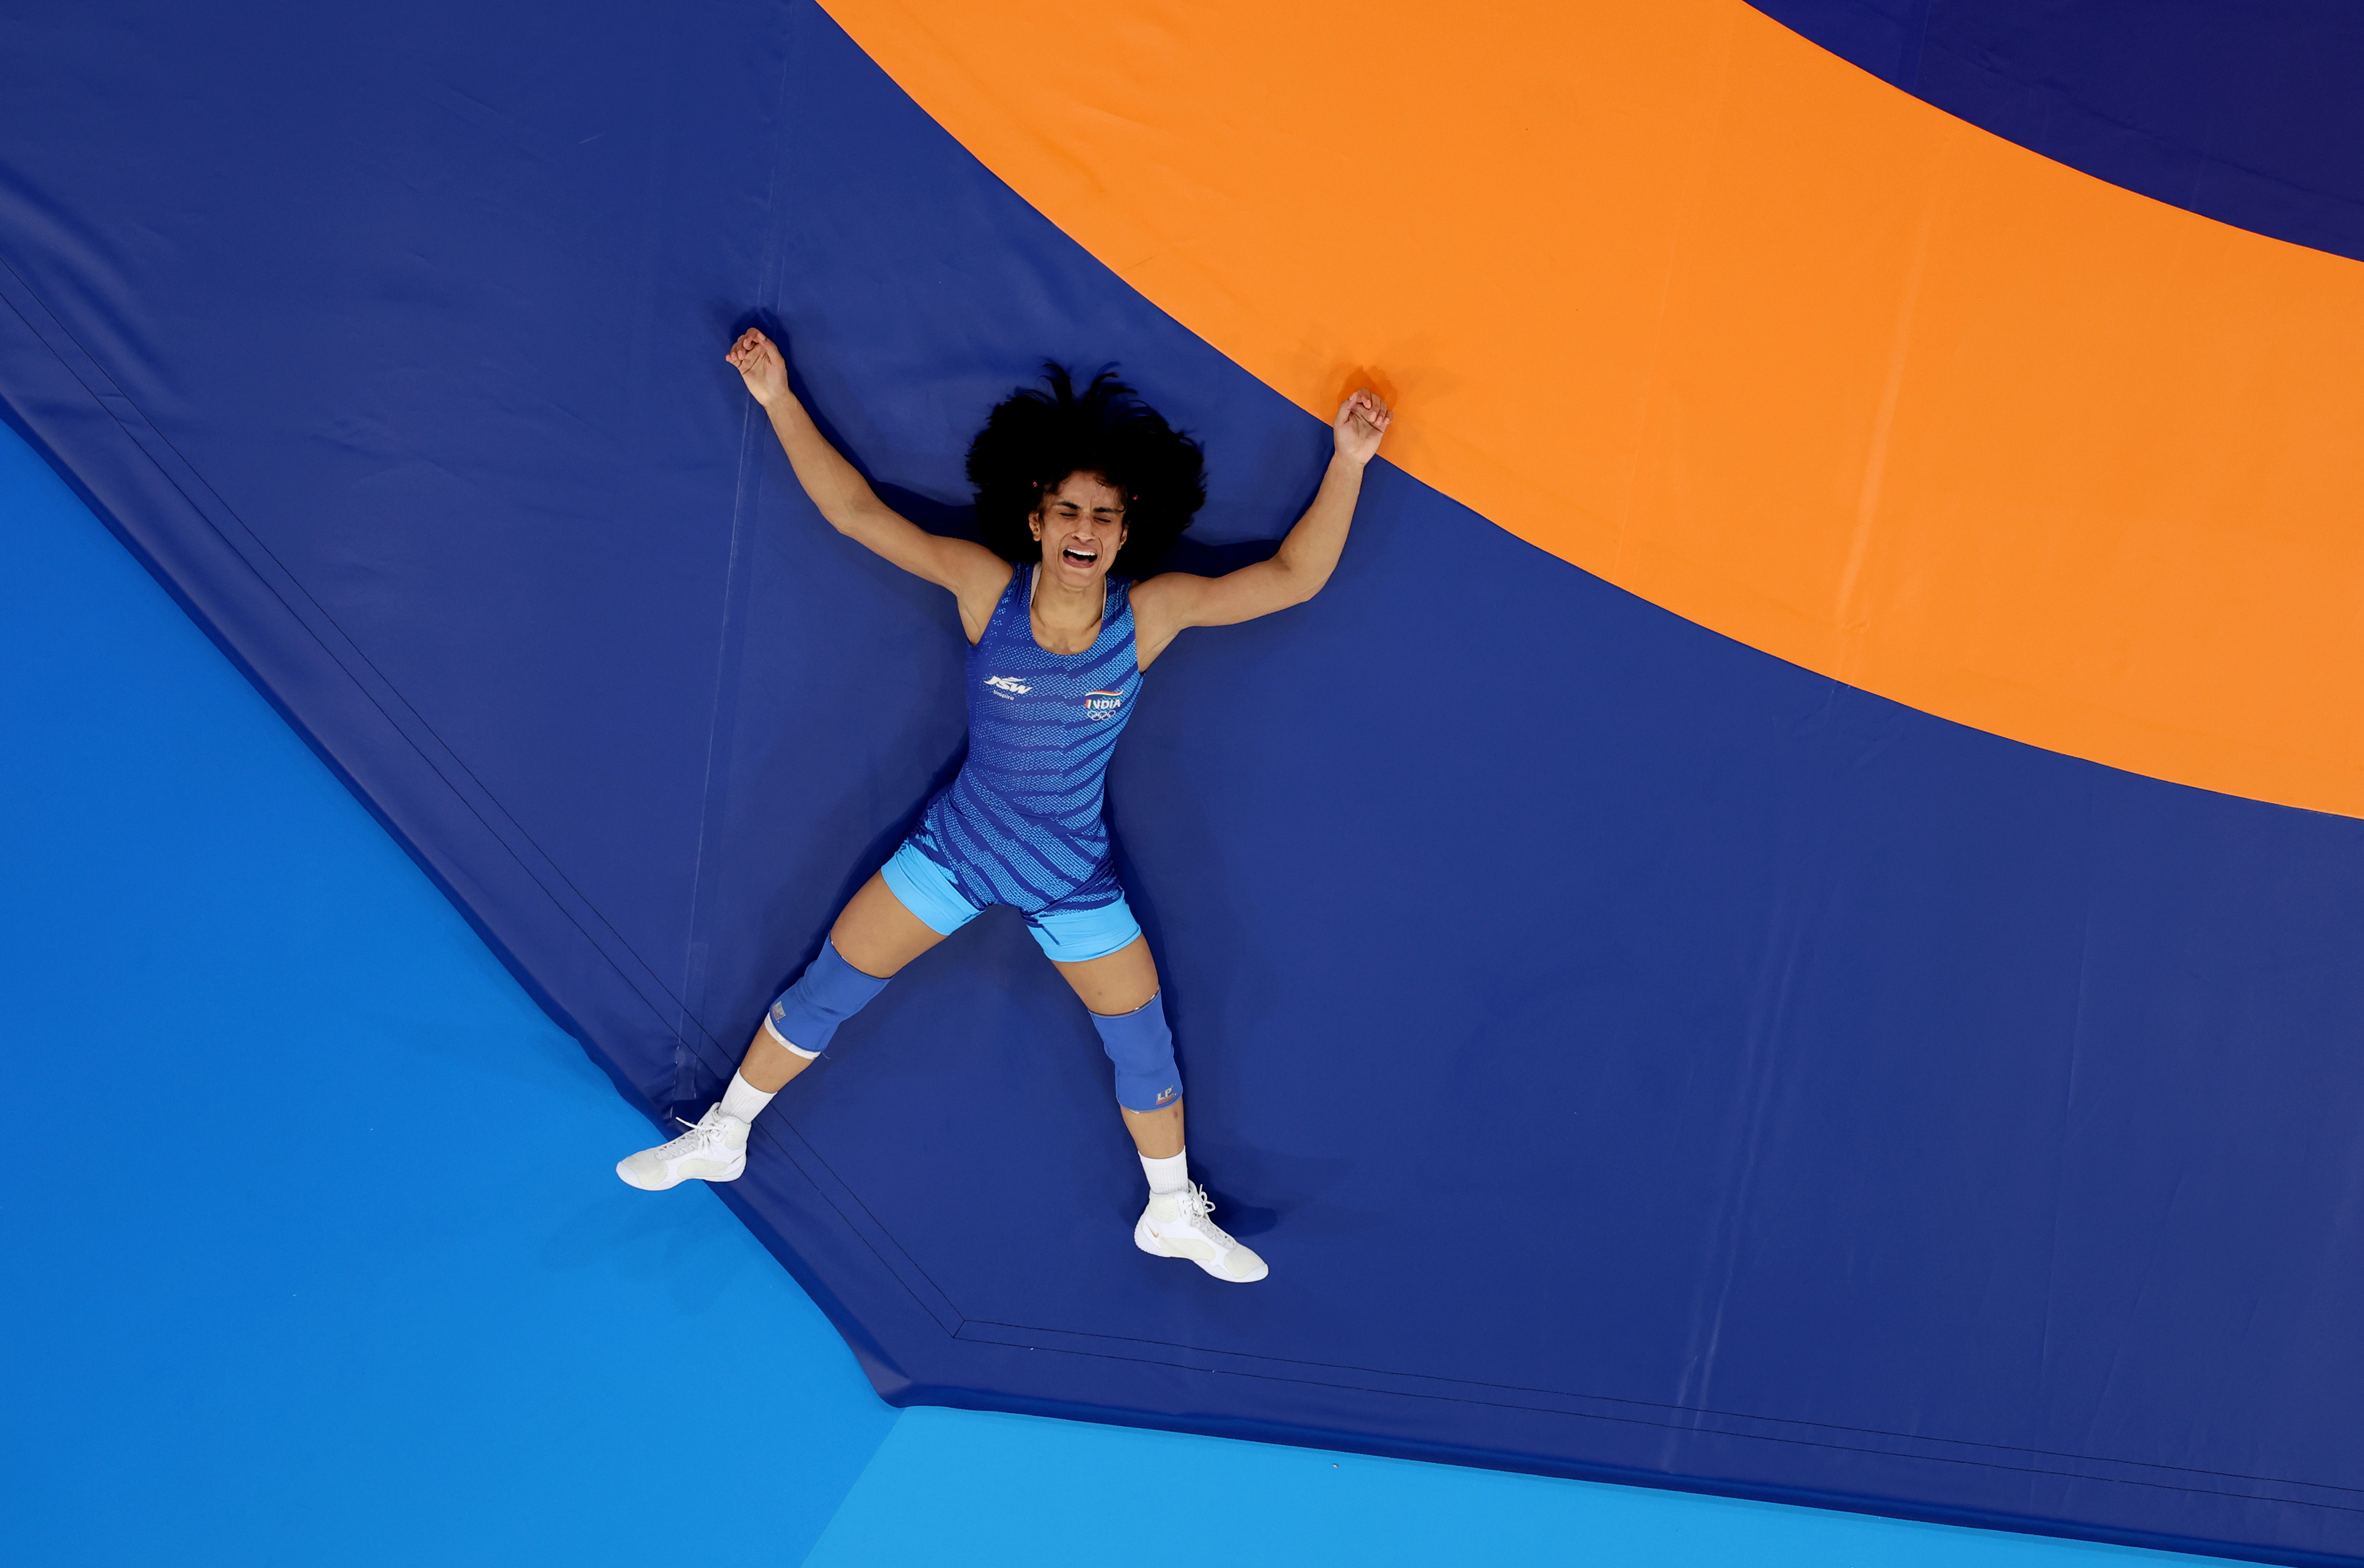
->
xmin=885 ymin=567 xmax=1145 ymax=960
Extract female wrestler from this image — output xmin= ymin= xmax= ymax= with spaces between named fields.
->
xmin=617 ymin=327 xmax=1390 ymax=1285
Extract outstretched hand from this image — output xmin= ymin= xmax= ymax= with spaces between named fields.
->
xmin=1334 ymin=387 xmax=1392 ymax=467
xmin=726 ymin=327 xmax=790 ymax=408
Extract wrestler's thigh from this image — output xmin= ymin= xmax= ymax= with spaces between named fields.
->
xmin=1052 ymin=934 xmax=1159 ymax=1015
xmin=828 ymin=872 xmax=947 ymax=978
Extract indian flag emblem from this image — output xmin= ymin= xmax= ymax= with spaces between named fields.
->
xmin=1083 ymin=690 xmax=1125 ymax=721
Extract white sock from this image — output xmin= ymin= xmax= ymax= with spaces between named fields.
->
xmin=1141 ymin=1148 xmax=1189 ymax=1195
xmin=719 ymin=1071 xmax=776 ymax=1126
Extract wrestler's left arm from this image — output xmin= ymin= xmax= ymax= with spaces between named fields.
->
xmin=1129 ymin=388 xmax=1391 ymax=670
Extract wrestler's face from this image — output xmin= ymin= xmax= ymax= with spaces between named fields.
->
xmin=1029 ymin=471 xmax=1128 ymax=591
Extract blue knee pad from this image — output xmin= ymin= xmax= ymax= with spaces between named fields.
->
xmin=1091 ymin=992 xmax=1181 ymax=1113
xmin=764 ymin=941 xmax=891 ymax=1058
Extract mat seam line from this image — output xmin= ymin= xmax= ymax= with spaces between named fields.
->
xmin=949 ymin=1314 xmax=2358 ymax=1498
xmin=945 ymin=1329 xmax=2358 ymax=1511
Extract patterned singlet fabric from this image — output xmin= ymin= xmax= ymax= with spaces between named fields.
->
xmin=910 ymin=567 xmax=1144 ymax=916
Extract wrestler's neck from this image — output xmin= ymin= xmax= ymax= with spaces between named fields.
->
xmin=1031 ymin=565 xmax=1108 ymax=652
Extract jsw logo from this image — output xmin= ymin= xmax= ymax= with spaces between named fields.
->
xmin=983 ymin=675 xmax=1031 ymax=698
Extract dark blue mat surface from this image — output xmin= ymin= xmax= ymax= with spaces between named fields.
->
xmin=11 ymin=400 xmax=2241 ymax=1568
xmin=1752 ymin=0 xmax=2364 ymax=262
xmin=4 ymin=4 xmax=2361 ymax=1563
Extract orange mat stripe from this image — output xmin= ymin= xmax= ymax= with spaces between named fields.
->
xmin=822 ymin=0 xmax=2364 ymax=817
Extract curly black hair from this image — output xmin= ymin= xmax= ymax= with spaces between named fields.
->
xmin=965 ymin=365 xmax=1206 ymax=578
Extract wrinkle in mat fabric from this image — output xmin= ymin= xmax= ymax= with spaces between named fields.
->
xmin=2 ymin=3 xmax=2361 ymax=1564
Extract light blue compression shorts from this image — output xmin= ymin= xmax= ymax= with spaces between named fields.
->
xmin=880 ymin=838 xmax=1142 ymax=963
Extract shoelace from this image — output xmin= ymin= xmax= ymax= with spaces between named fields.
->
xmin=659 ymin=1113 xmax=722 ymax=1156
xmin=1170 ymin=1183 xmax=1235 ymax=1244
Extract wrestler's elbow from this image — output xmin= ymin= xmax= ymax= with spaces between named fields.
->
xmin=1271 ymin=556 xmax=1331 ymax=608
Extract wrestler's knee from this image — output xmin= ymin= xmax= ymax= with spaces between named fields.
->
xmin=764 ymin=940 xmax=892 ymax=1058
xmin=1091 ymin=990 xmax=1181 ymax=1113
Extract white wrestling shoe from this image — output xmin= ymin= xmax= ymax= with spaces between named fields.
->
xmin=616 ymin=1106 xmax=748 ymax=1191
xmin=1135 ymin=1182 xmax=1269 ymax=1283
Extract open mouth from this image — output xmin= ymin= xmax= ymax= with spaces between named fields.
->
xmin=1061 ymin=547 xmax=1099 ymax=566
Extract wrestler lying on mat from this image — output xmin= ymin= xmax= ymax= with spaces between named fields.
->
xmin=617 ymin=326 xmax=1390 ymax=1283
